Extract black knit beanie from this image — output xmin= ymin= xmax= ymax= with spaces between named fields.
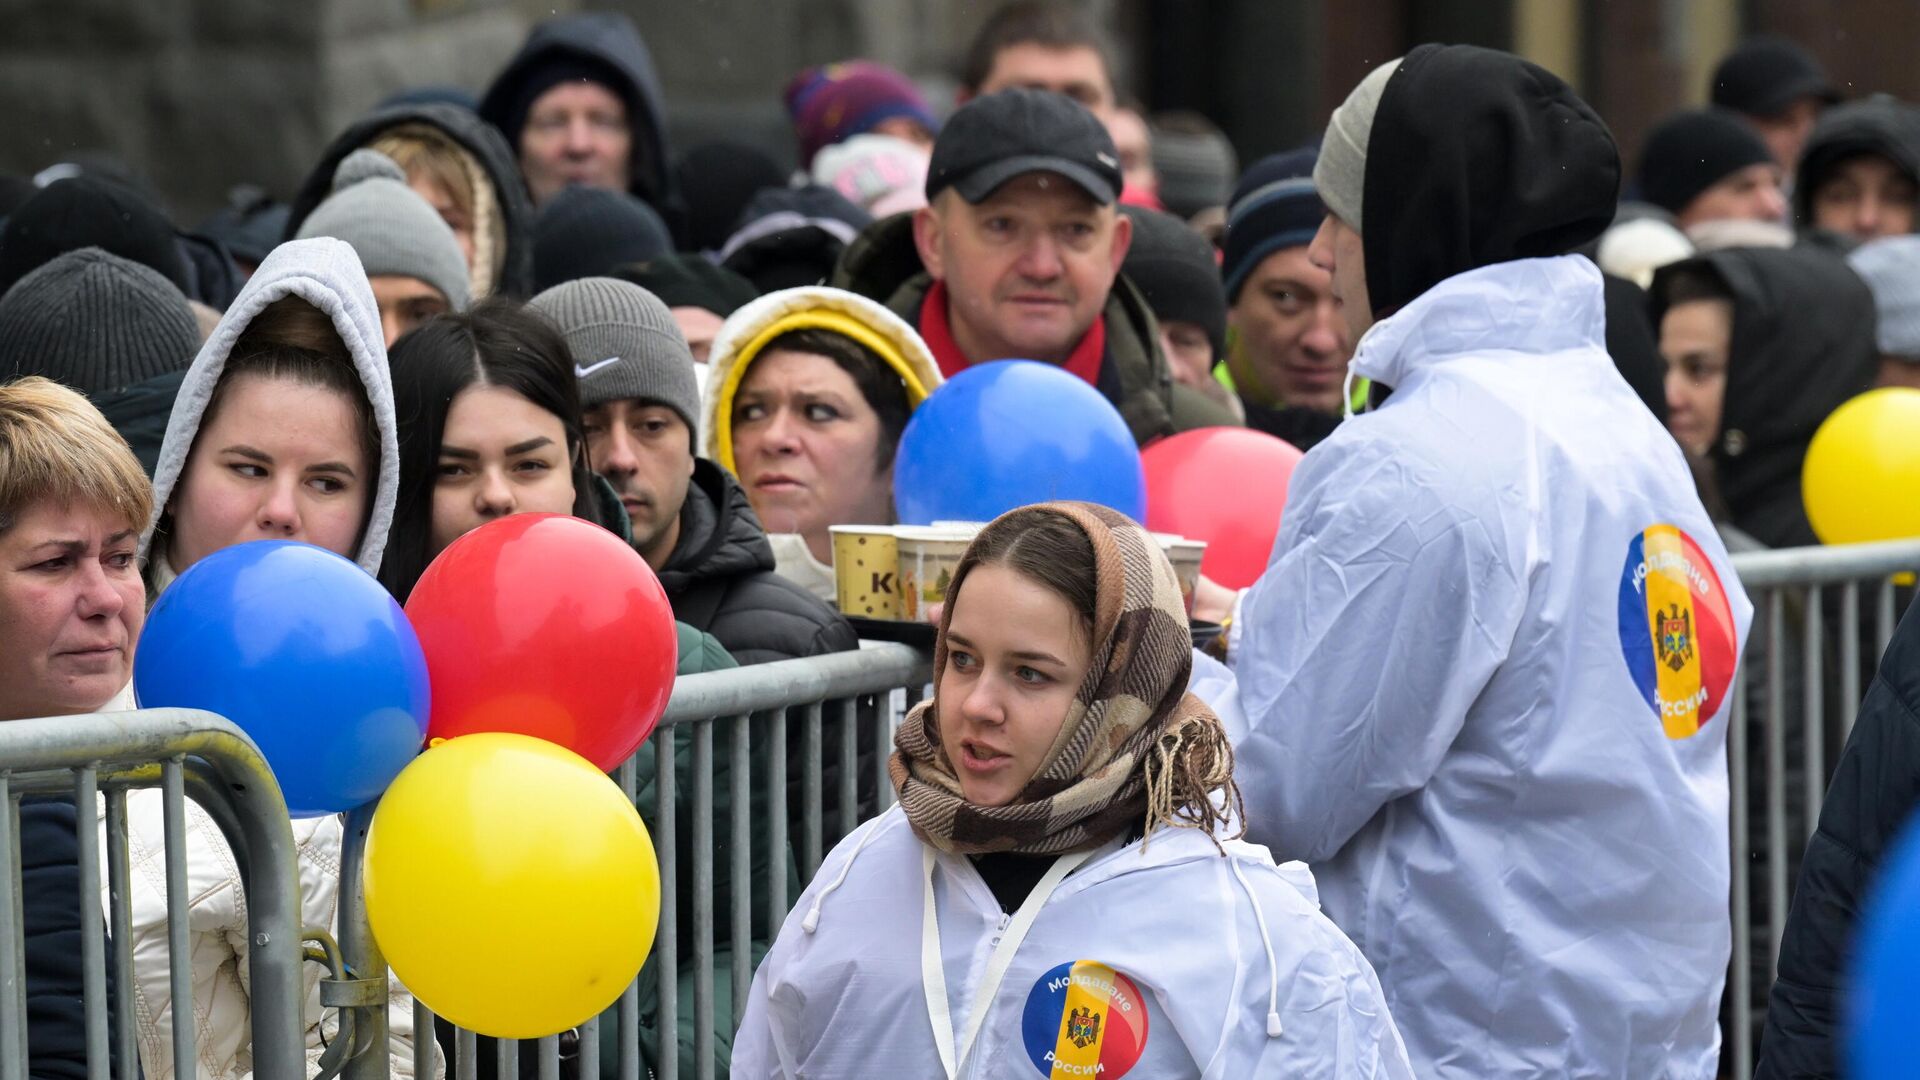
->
xmin=532 ymin=184 xmax=675 ymax=293
xmin=610 ymin=253 xmax=760 ymax=316
xmin=495 ymin=53 xmax=635 ymax=152
xmin=1711 ymin=37 xmax=1839 ymax=119
xmin=0 ymin=176 xmax=191 ymax=298
xmin=1120 ymin=206 xmax=1227 ymax=359
xmin=1636 ymin=108 xmax=1776 ymax=216
xmin=0 ymin=247 xmax=200 ymax=397
xmin=675 ymin=141 xmax=788 ymax=255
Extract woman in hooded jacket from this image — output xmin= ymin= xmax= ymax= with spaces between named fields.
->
xmin=703 ymin=286 xmax=942 ymax=601
xmin=732 ymin=501 xmax=1411 ymax=1079
xmin=286 ymin=102 xmax=534 ymax=300
xmin=127 ymin=236 xmax=433 ymax=1079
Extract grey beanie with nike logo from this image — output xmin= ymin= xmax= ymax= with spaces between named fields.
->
xmin=530 ymin=276 xmax=701 ymax=443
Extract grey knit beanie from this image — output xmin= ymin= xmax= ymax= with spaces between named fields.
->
xmin=0 ymin=247 xmax=200 ymax=397
xmin=529 ymin=276 xmax=700 ymax=438
xmin=1849 ymin=234 xmax=1920 ymax=361
xmin=1313 ymin=58 xmax=1403 ymax=234
xmin=295 ymin=149 xmax=471 ymax=311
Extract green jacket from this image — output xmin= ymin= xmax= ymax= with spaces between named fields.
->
xmin=830 ymin=213 xmax=1239 ymax=444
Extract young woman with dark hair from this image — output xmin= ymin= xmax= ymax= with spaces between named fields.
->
xmin=379 ymin=295 xmax=607 ymax=600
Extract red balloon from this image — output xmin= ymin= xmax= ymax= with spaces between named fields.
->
xmin=405 ymin=514 xmax=677 ymax=770
xmin=1142 ymin=427 xmax=1304 ymax=590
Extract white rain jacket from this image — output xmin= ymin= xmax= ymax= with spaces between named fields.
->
xmin=1231 ymin=256 xmax=1753 ymax=1078
xmin=732 ymin=806 xmax=1413 ymax=1078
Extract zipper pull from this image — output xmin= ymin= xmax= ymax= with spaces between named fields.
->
xmin=989 ymin=911 xmax=1012 ymax=946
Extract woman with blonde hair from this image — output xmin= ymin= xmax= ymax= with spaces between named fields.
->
xmin=287 ymin=103 xmax=533 ymax=298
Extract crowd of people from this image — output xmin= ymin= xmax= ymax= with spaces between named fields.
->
xmin=4 ymin=3 xmax=1918 ymax=1077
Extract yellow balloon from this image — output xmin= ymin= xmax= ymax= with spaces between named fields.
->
xmin=364 ymin=733 xmax=659 ymax=1039
xmin=1803 ymin=388 xmax=1920 ymax=545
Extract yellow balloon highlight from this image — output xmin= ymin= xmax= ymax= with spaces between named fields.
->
xmin=1803 ymin=388 xmax=1920 ymax=546
xmin=364 ymin=733 xmax=659 ymax=1039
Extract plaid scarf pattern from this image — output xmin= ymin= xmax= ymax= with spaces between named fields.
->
xmin=888 ymin=502 xmax=1238 ymax=856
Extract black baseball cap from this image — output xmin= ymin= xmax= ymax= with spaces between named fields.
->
xmin=926 ymin=88 xmax=1122 ymax=205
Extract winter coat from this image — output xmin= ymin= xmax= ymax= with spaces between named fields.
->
xmin=1755 ymin=604 xmax=1920 ymax=1078
xmin=95 ymin=368 xmax=187 ymax=477
xmin=139 ymin=237 xmax=401 ymax=580
xmin=828 ymin=212 xmax=1239 ymax=445
xmin=1231 ymin=254 xmax=1754 ymax=1079
xmin=23 ymin=797 xmax=120 ymax=1080
xmin=1648 ymin=246 xmax=1878 ymax=549
xmin=657 ymin=459 xmax=857 ymax=666
xmin=478 ymin=13 xmax=678 ymax=229
xmin=1794 ymin=96 xmax=1920 ymax=235
xmin=107 ymin=790 xmax=432 ymax=1080
xmin=284 ymin=102 xmax=536 ymax=298
xmin=732 ymin=807 xmax=1415 ymax=1078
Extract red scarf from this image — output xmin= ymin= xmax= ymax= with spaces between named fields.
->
xmin=918 ymin=280 xmax=1107 ymax=387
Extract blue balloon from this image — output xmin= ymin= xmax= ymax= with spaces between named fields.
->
xmin=892 ymin=360 xmax=1146 ymax=525
xmin=134 ymin=541 xmax=429 ymax=816
xmin=1852 ymin=811 xmax=1920 ymax=1077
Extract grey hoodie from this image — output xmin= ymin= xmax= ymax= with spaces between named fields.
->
xmin=139 ymin=237 xmax=400 ymax=576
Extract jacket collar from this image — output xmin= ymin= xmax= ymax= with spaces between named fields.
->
xmin=1351 ymin=255 xmax=1605 ymax=393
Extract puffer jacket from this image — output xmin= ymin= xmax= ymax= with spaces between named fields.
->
xmin=106 ymin=790 xmax=435 ymax=1080
xmin=829 ymin=212 xmax=1238 ymax=444
xmin=657 ymin=459 xmax=857 ymax=666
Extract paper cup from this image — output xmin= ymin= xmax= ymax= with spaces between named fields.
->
xmin=830 ymin=525 xmax=901 ymax=618
xmin=897 ymin=526 xmax=976 ymax=621
xmin=1155 ymin=534 xmax=1208 ymax=616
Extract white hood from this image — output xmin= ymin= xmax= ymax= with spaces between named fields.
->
xmin=140 ymin=238 xmax=399 ymax=576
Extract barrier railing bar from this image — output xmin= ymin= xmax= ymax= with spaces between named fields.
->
xmin=104 ymin=787 xmax=135 ymax=1079
xmin=767 ymin=707 xmax=789 ymax=941
xmin=1877 ymin=578 xmax=1897 ymax=658
xmin=536 ymin=1034 xmax=559 ymax=1080
xmin=72 ymin=767 xmax=108 ymax=1080
xmin=802 ymin=703 xmax=824 ymax=882
xmin=339 ymin=802 xmax=386 ymax=1080
xmin=729 ymin=713 xmax=751 ymax=1035
xmin=413 ymin=999 xmax=432 ymax=1080
xmin=1729 ymin=673 xmax=1753 ymax=1080
xmin=162 ymin=758 xmax=196 ymax=1080
xmin=455 ymin=1026 xmax=476 ymax=1080
xmin=836 ymin=699 xmax=857 ymax=842
xmin=0 ymin=774 xmax=20 ymax=1080
xmin=1764 ymin=589 xmax=1788 ymax=982
xmin=495 ymin=1036 xmax=516 ymax=1080
xmin=1841 ymin=584 xmax=1862 ymax=742
xmin=639 ymin=745 xmax=666 ymax=1080
xmin=691 ymin=723 xmax=714 ymax=1080
xmin=1729 ymin=539 xmax=1920 ymax=587
xmin=658 ymin=644 xmax=928 ymax=729
xmin=1802 ymin=586 xmax=1824 ymax=840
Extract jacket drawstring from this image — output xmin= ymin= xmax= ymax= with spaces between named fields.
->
xmin=1229 ymin=857 xmax=1285 ymax=1038
xmin=802 ymin=819 xmax=884 ymax=933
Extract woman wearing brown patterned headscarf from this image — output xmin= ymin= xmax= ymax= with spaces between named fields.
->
xmin=733 ymin=502 xmax=1412 ymax=1079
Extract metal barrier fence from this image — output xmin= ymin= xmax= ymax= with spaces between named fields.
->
xmin=338 ymin=641 xmax=932 ymax=1080
xmin=1721 ymin=538 xmax=1920 ymax=1079
xmin=0 ymin=707 xmax=306 ymax=1080
xmin=10 ymin=542 xmax=1917 ymax=1080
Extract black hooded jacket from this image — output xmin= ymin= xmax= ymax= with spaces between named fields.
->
xmin=478 ymin=13 xmax=678 ymax=231
xmin=23 ymin=797 xmax=120 ymax=1080
xmin=283 ymin=102 xmax=537 ymax=297
xmin=1650 ymin=247 xmax=1877 ymax=549
xmin=1756 ymin=604 xmax=1920 ymax=1079
xmin=658 ymin=459 xmax=857 ymax=666
xmin=1793 ymin=96 xmax=1920 ymax=234
xmin=1361 ymin=44 xmax=1621 ymax=321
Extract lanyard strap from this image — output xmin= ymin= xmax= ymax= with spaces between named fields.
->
xmin=919 ymin=844 xmax=1097 ymax=1080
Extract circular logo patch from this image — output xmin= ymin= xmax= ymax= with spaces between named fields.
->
xmin=1616 ymin=525 xmax=1737 ymax=739
xmin=1020 ymin=960 xmax=1148 ymax=1078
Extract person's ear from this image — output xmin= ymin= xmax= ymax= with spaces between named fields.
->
xmin=912 ymin=202 xmax=948 ymax=281
xmin=1107 ymin=210 xmax=1133 ymax=273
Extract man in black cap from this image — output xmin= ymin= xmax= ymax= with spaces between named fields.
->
xmin=1636 ymin=107 xmax=1787 ymax=231
xmin=831 ymin=88 xmax=1234 ymax=444
xmin=1712 ymin=36 xmax=1841 ymax=171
